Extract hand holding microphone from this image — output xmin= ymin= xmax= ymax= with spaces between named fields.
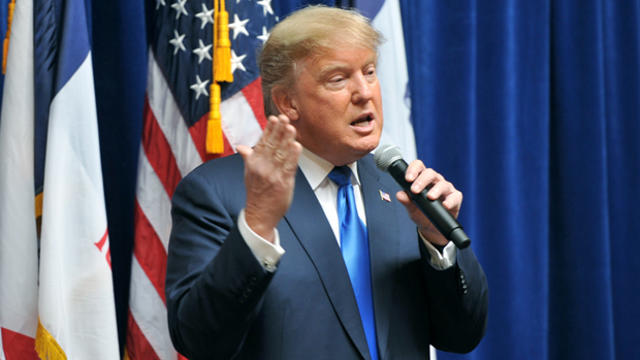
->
xmin=374 ymin=145 xmax=471 ymax=249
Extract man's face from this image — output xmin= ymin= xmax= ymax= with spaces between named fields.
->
xmin=288 ymin=43 xmax=383 ymax=166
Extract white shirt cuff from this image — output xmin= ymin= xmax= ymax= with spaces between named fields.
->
xmin=419 ymin=231 xmax=457 ymax=270
xmin=238 ymin=209 xmax=285 ymax=272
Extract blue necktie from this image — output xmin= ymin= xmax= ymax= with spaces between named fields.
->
xmin=328 ymin=166 xmax=379 ymax=360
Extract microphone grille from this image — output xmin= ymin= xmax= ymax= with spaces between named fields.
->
xmin=374 ymin=144 xmax=403 ymax=171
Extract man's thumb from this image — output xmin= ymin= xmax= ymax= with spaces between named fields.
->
xmin=236 ymin=145 xmax=252 ymax=161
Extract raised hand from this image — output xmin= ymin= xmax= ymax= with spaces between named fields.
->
xmin=237 ymin=114 xmax=302 ymax=243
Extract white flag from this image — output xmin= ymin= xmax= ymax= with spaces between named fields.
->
xmin=372 ymin=0 xmax=417 ymax=162
xmin=35 ymin=0 xmax=120 ymax=356
xmin=0 ymin=0 xmax=39 ymax=357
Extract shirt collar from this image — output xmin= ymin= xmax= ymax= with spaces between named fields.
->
xmin=298 ymin=147 xmax=361 ymax=191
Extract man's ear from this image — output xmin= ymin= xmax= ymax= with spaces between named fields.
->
xmin=272 ymin=86 xmax=299 ymax=121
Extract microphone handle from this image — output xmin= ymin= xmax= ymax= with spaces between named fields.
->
xmin=387 ymin=160 xmax=471 ymax=249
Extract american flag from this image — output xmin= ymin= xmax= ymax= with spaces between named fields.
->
xmin=126 ymin=0 xmax=276 ymax=358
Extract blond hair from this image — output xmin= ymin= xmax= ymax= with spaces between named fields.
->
xmin=258 ymin=5 xmax=383 ymax=115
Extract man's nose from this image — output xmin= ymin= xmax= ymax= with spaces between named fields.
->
xmin=351 ymin=73 xmax=374 ymax=104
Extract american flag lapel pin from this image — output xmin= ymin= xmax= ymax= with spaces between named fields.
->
xmin=379 ymin=189 xmax=391 ymax=202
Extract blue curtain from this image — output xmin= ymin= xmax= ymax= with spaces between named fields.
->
xmin=90 ymin=0 xmax=640 ymax=358
xmin=401 ymin=1 xmax=640 ymax=359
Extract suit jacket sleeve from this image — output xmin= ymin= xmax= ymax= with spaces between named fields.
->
xmin=165 ymin=159 xmax=273 ymax=359
xmin=420 ymin=240 xmax=489 ymax=353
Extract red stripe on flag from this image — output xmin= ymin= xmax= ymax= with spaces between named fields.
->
xmin=1 ymin=328 xmax=38 ymax=360
xmin=126 ymin=311 xmax=160 ymax=360
xmin=133 ymin=200 xmax=168 ymax=304
xmin=241 ymin=77 xmax=267 ymax=130
xmin=189 ymin=114 xmax=235 ymax=162
xmin=142 ymin=98 xmax=182 ymax=198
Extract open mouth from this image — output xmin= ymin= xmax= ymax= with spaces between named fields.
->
xmin=351 ymin=113 xmax=374 ymax=127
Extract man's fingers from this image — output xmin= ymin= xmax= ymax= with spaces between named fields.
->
xmin=236 ymin=144 xmax=252 ymax=160
xmin=404 ymin=160 xmax=425 ymax=183
xmin=409 ymin=168 xmax=441 ymax=194
xmin=441 ymin=191 xmax=463 ymax=212
xmin=396 ymin=190 xmax=410 ymax=205
xmin=425 ymin=180 xmax=453 ymax=200
xmin=261 ymin=116 xmax=277 ymax=144
xmin=283 ymin=141 xmax=303 ymax=173
xmin=259 ymin=115 xmax=297 ymax=160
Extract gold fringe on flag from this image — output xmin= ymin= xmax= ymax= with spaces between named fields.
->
xmin=36 ymin=319 xmax=68 ymax=360
xmin=207 ymin=0 xmax=233 ymax=154
xmin=2 ymin=0 xmax=16 ymax=74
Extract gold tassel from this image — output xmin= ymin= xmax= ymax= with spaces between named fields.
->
xmin=36 ymin=319 xmax=68 ymax=360
xmin=3 ymin=0 xmax=16 ymax=74
xmin=206 ymin=82 xmax=224 ymax=154
xmin=214 ymin=0 xmax=233 ymax=83
xmin=207 ymin=0 xmax=233 ymax=154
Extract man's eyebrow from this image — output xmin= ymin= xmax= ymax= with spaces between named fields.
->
xmin=318 ymin=63 xmax=350 ymax=77
xmin=317 ymin=56 xmax=378 ymax=77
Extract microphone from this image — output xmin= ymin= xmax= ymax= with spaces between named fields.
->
xmin=374 ymin=145 xmax=471 ymax=249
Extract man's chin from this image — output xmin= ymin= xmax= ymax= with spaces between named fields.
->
xmin=352 ymin=139 xmax=381 ymax=158
xmin=361 ymin=135 xmax=381 ymax=154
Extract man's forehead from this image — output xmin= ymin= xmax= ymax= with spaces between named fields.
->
xmin=290 ymin=43 xmax=377 ymax=82
xmin=307 ymin=46 xmax=378 ymax=68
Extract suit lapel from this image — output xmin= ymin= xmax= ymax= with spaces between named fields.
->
xmin=283 ymin=169 xmax=371 ymax=359
xmin=358 ymin=155 xmax=399 ymax=359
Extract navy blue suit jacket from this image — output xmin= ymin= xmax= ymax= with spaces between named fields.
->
xmin=166 ymin=153 xmax=488 ymax=359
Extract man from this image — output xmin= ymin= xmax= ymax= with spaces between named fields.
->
xmin=166 ymin=6 xmax=488 ymax=360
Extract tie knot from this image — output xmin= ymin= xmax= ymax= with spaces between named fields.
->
xmin=328 ymin=166 xmax=352 ymax=187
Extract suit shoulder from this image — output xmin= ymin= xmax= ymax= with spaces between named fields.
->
xmin=175 ymin=154 xmax=245 ymax=196
xmin=183 ymin=154 xmax=244 ymax=182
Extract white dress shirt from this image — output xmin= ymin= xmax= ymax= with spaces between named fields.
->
xmin=238 ymin=148 xmax=457 ymax=272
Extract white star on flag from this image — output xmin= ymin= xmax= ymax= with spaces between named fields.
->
xmin=171 ymin=0 xmax=188 ymax=19
xmin=228 ymin=13 xmax=250 ymax=40
xmin=190 ymin=75 xmax=210 ymax=100
xmin=195 ymin=3 xmax=214 ymax=30
xmin=193 ymin=39 xmax=212 ymax=63
xmin=231 ymin=50 xmax=247 ymax=73
xmin=156 ymin=0 xmax=166 ymax=10
xmin=257 ymin=0 xmax=273 ymax=16
xmin=257 ymin=26 xmax=270 ymax=43
xmin=169 ymin=30 xmax=186 ymax=55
